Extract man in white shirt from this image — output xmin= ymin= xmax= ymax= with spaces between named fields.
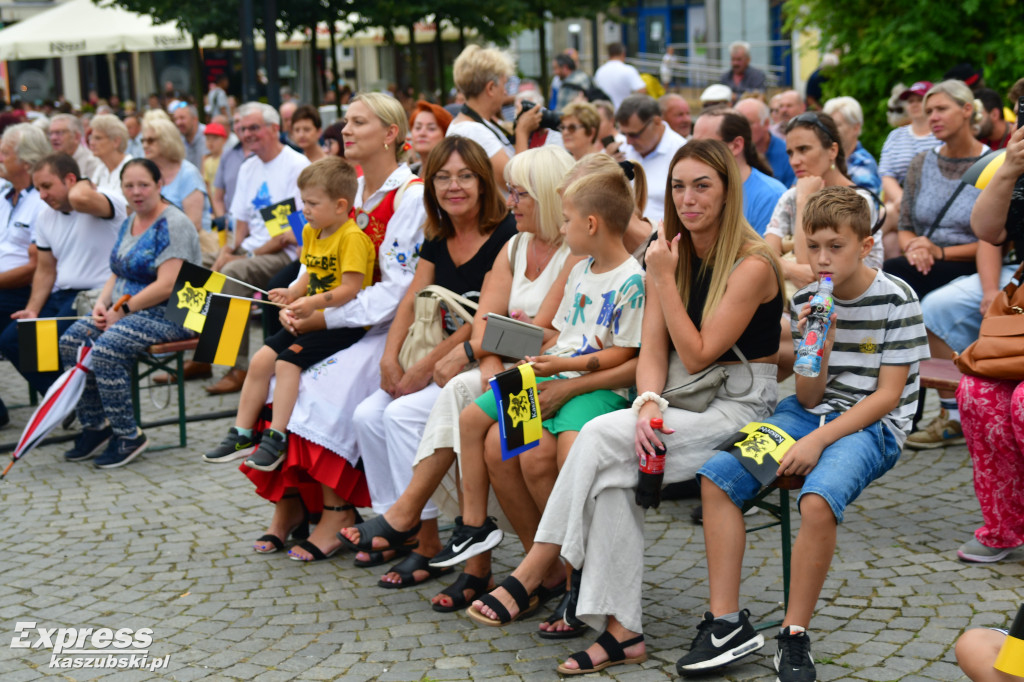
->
xmin=616 ymin=95 xmax=686 ymax=221
xmin=206 ymin=102 xmax=310 ymax=394
xmin=0 ymin=153 xmax=126 ymax=410
xmin=594 ymin=43 xmax=647 ymax=111
xmin=48 ymin=114 xmax=101 ymax=180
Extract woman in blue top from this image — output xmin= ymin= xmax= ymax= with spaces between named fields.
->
xmin=59 ymin=158 xmax=201 ymax=469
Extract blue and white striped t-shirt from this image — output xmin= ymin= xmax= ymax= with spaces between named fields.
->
xmin=878 ymin=125 xmax=937 ymax=185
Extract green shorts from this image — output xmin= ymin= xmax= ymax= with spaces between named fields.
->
xmin=474 ymin=376 xmax=629 ymax=435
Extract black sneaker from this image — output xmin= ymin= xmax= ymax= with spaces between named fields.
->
xmin=203 ymin=427 xmax=259 ymax=463
xmin=95 ymin=431 xmax=149 ymax=469
xmin=676 ymin=609 xmax=764 ymax=676
xmin=428 ymin=516 xmax=503 ymax=568
xmin=774 ymin=626 xmax=816 ymax=682
xmin=243 ymin=429 xmax=287 ymax=472
xmin=65 ymin=425 xmax=113 ymax=462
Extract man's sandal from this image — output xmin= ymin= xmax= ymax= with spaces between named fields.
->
xmin=286 ymin=505 xmax=361 ymax=562
xmin=555 ymin=631 xmax=646 ymax=675
xmin=466 ymin=575 xmax=540 ymax=626
xmin=432 ymin=572 xmax=492 ymax=613
xmin=253 ymin=493 xmax=309 ymax=553
xmin=539 ymin=569 xmax=588 ymax=639
xmin=338 ymin=514 xmax=420 ymax=555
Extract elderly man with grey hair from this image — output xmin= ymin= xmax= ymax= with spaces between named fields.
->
xmin=719 ymin=41 xmax=767 ymax=96
xmin=0 ymin=123 xmax=49 ymax=426
xmin=204 ymin=102 xmax=310 ymax=395
xmin=172 ymin=103 xmax=207 ymax=169
xmin=615 ymin=94 xmax=686 ymax=220
xmin=47 ymin=113 xmax=101 ymax=179
xmin=823 ymin=96 xmax=882 ymax=195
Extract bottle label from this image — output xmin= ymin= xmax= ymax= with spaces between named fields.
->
xmin=640 ymin=454 xmax=665 ymax=475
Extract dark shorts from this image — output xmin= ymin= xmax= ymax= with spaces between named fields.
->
xmin=264 ymin=327 xmax=367 ymax=370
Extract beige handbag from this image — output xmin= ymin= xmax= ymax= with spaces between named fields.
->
xmin=398 ymin=285 xmax=478 ymax=371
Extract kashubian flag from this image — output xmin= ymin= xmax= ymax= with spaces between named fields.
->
xmin=488 ymin=364 xmax=542 ymax=460
xmin=996 ymin=603 xmax=1024 ymax=675
xmin=192 ymin=295 xmax=250 ymax=366
xmin=165 ymin=262 xmax=227 ymax=332
xmin=17 ymin=319 xmax=60 ymax=373
xmin=260 ymin=199 xmax=306 ymax=247
xmin=715 ymin=422 xmax=797 ymax=487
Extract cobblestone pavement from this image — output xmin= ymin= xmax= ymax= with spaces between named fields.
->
xmin=0 ymin=350 xmax=1016 ymax=681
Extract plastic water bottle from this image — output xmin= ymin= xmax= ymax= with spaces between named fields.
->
xmin=636 ymin=418 xmax=666 ymax=509
xmin=793 ymin=275 xmax=835 ymax=378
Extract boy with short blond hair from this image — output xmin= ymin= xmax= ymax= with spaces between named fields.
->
xmin=430 ymin=164 xmax=646 ymax=569
xmin=678 ymin=185 xmax=930 ymax=681
xmin=204 ymin=156 xmax=375 ymax=471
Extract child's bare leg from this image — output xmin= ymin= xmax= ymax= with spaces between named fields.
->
xmin=236 ymin=345 xmax=276 ymax=428
xmin=554 ymin=431 xmax=577 ymax=471
xmin=520 ymin=429 xmax=559 ymax=510
xmin=270 ymin=360 xmax=301 ymax=433
xmin=485 ymin=423 xmax=544 ymax=552
xmin=703 ymin=478 xmax=747 ymax=616
xmin=459 ymin=404 xmax=496 ymax=527
xmin=782 ymin=493 xmax=837 ymax=628
xmin=956 ymin=628 xmax=1021 ymax=682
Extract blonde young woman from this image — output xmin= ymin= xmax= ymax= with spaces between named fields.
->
xmin=466 ymin=140 xmax=783 ymax=676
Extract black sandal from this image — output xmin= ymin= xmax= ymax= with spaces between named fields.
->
xmin=539 ymin=568 xmax=588 ymax=639
xmin=466 ymin=575 xmax=539 ymax=626
xmin=253 ymin=493 xmax=309 ymax=554
xmin=338 ymin=514 xmax=420 ymax=554
xmin=432 ymin=572 xmax=492 ymax=613
xmin=556 ymin=631 xmax=646 ymax=675
xmin=377 ymin=552 xmax=452 ymax=589
xmin=285 ymin=504 xmax=360 ymax=562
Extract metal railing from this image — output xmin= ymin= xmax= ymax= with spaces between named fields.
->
xmin=629 ymin=40 xmax=790 ymax=89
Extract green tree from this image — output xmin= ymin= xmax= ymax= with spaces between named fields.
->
xmin=784 ymin=0 xmax=1024 ymax=155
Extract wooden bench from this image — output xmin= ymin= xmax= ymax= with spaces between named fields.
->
xmin=131 ymin=338 xmax=200 ymax=450
xmin=914 ymin=358 xmax=963 ymax=429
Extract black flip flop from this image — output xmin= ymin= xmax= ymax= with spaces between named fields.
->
xmin=432 ymin=572 xmax=492 ymax=613
xmin=377 ymin=552 xmax=452 ymax=589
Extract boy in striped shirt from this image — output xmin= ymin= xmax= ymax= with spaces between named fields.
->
xmin=678 ymin=186 xmax=930 ymax=682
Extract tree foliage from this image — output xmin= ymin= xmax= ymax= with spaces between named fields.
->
xmin=103 ymin=0 xmax=242 ymax=42
xmin=784 ymin=0 xmax=1024 ymax=155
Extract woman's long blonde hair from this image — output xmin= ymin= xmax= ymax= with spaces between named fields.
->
xmin=662 ymin=139 xmax=783 ymax=324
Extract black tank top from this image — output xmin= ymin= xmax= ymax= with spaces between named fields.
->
xmin=685 ymin=254 xmax=783 ymax=362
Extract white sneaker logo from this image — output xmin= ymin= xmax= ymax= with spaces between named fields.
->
xmin=451 ymin=538 xmax=473 ymax=553
xmin=711 ymin=627 xmax=742 ymax=648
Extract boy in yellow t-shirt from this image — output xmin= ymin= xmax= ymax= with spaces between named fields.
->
xmin=204 ymin=157 xmax=375 ymax=472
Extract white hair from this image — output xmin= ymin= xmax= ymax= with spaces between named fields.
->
xmin=237 ymin=102 xmax=281 ymax=127
xmin=729 ymin=41 xmax=751 ymax=57
xmin=823 ymin=96 xmax=863 ymax=127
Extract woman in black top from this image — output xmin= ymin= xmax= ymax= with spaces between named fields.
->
xmin=346 ymin=136 xmax=516 ymax=587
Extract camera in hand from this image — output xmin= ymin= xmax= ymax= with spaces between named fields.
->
xmin=518 ymin=101 xmax=561 ymax=132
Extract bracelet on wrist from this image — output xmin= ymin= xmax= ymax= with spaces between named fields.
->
xmin=632 ymin=391 xmax=668 ymax=415
xmin=463 ymin=340 xmax=476 ymax=362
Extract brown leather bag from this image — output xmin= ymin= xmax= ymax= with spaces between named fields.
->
xmin=954 ymin=261 xmax=1024 ymax=380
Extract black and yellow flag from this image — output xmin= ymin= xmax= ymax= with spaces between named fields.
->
xmin=17 ymin=319 xmax=60 ymax=373
xmin=488 ymin=364 xmax=542 ymax=460
xmin=260 ymin=199 xmax=305 ymax=247
xmin=716 ymin=422 xmax=797 ymax=486
xmin=996 ymin=604 xmax=1024 ymax=675
xmin=192 ymin=295 xmax=250 ymax=366
xmin=165 ymin=262 xmax=227 ymax=332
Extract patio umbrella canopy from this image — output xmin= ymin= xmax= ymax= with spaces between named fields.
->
xmin=0 ymin=0 xmax=198 ymax=61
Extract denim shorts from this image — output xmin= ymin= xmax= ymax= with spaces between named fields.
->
xmin=697 ymin=394 xmax=902 ymax=523
xmin=921 ymin=265 xmax=1018 ymax=354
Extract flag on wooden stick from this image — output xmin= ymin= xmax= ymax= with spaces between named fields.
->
xmin=193 ymin=295 xmax=250 ymax=366
xmin=488 ymin=364 xmax=543 ymax=460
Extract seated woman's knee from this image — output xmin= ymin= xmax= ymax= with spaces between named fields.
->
xmin=520 ymin=440 xmax=557 ymax=481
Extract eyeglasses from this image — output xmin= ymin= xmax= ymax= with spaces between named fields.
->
xmin=787 ymin=112 xmax=838 ymax=144
xmin=506 ymin=185 xmax=531 ymax=204
xmin=621 ymin=118 xmax=653 ymax=139
xmin=141 ymin=137 xmax=158 ymax=145
xmin=49 ymin=129 xmax=71 ymax=137
xmin=434 ymin=172 xmax=477 ymax=188
xmin=559 ymin=123 xmax=583 ymax=134
xmin=238 ymin=124 xmax=266 ymax=134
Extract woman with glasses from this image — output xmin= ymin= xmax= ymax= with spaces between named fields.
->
xmin=560 ymin=102 xmax=603 ymax=161
xmin=764 ymin=111 xmax=882 ymax=378
xmin=339 ymin=145 xmax=576 ymax=605
xmin=335 ymin=136 xmax=517 ymax=589
xmin=239 ymin=93 xmax=426 ymax=561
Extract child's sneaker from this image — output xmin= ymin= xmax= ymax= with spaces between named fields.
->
xmin=676 ymin=609 xmax=764 ymax=675
xmin=203 ymin=427 xmax=258 ymax=463
xmin=244 ymin=429 xmax=287 ymax=471
xmin=428 ymin=516 xmax=503 ymax=568
xmin=94 ymin=430 xmax=149 ymax=469
xmin=957 ymin=537 xmax=1022 ymax=563
xmin=774 ymin=626 xmax=816 ymax=682
xmin=904 ymin=408 xmax=964 ymax=449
